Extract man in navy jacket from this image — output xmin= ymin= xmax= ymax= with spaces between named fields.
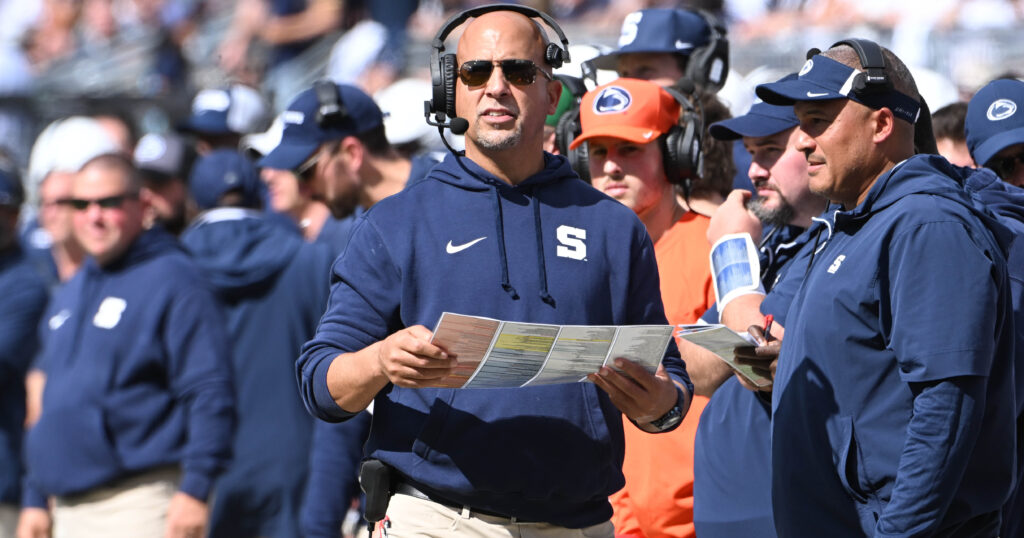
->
xmin=18 ymin=154 xmax=234 ymax=538
xmin=757 ymin=43 xmax=1016 ymax=536
xmin=0 ymin=166 xmax=48 ymax=537
xmin=181 ymin=149 xmax=334 ymax=538
xmin=295 ymin=9 xmax=692 ymax=536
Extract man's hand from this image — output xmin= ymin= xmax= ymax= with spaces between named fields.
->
xmin=734 ymin=325 xmax=780 ymax=392
xmin=16 ymin=507 xmax=50 ymax=538
xmin=707 ymin=189 xmax=762 ymax=245
xmin=588 ymin=359 xmax=682 ymax=428
xmin=376 ymin=325 xmax=457 ymax=388
xmin=164 ymin=492 xmax=207 ymax=538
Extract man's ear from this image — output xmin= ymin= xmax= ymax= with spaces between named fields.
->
xmin=547 ymin=79 xmax=562 ymax=116
xmin=872 ymin=107 xmax=897 ymax=144
xmin=339 ymin=136 xmax=365 ymax=180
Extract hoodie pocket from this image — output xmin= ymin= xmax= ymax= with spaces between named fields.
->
xmin=835 ymin=415 xmax=870 ymax=504
xmin=25 ymin=404 xmax=122 ymax=496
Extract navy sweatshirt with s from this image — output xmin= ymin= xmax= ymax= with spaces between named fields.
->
xmin=297 ymin=153 xmax=691 ymax=528
xmin=23 ymin=228 xmax=235 ymax=505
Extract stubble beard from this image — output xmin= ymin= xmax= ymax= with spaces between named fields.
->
xmin=474 ymin=123 xmax=523 ymax=151
xmin=747 ymin=194 xmax=795 ymax=228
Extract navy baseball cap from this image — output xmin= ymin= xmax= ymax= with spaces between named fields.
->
xmin=0 ymin=166 xmax=23 ymax=207
xmin=965 ymin=78 xmax=1024 ymax=167
xmin=178 ymin=84 xmax=271 ymax=136
xmin=588 ymin=9 xmax=710 ymax=71
xmin=710 ymin=74 xmax=800 ymax=141
xmin=755 ymin=54 xmax=921 ymax=124
xmin=258 ymin=82 xmax=384 ymax=172
xmin=189 ymin=149 xmax=263 ymax=210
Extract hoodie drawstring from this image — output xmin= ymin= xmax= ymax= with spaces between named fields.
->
xmin=492 ymin=188 xmax=519 ymax=300
xmin=533 ymin=195 xmax=555 ymax=306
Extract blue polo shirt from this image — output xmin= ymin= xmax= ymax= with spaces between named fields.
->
xmin=771 ymin=155 xmax=1016 ymax=537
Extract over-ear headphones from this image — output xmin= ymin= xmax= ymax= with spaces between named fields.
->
xmin=684 ymin=10 xmax=729 ymax=93
xmin=552 ymin=74 xmax=589 ymax=179
xmin=566 ymin=83 xmax=704 ymax=187
xmin=314 ymin=79 xmax=348 ymax=128
xmin=830 ymin=38 xmax=892 ymax=96
xmin=426 ymin=3 xmax=571 ymax=136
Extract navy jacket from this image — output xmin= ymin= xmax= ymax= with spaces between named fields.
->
xmin=182 ymin=209 xmax=333 ymax=537
xmin=772 ymin=155 xmax=1016 ymax=537
xmin=297 ymin=152 xmax=691 ymax=528
xmin=23 ymin=228 xmax=235 ymax=505
xmin=0 ymin=245 xmax=49 ymax=505
xmin=962 ymin=169 xmax=1024 ymax=538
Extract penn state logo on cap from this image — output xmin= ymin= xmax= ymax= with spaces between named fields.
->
xmin=594 ymin=86 xmax=632 ymax=115
xmin=987 ymin=99 xmax=1018 ymax=121
xmin=799 ymin=59 xmax=814 ymax=77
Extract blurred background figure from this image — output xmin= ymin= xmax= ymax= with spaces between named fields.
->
xmin=177 ymin=82 xmax=272 ymax=155
xmin=133 ymin=131 xmax=197 ymax=235
xmin=932 ymin=101 xmax=975 ymax=167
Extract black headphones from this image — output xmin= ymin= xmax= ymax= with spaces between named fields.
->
xmin=425 ymin=3 xmax=571 ymax=135
xmin=685 ymin=10 xmax=730 ymax=93
xmin=821 ymin=39 xmax=936 ymax=154
xmin=314 ymin=79 xmax=348 ymax=128
xmin=565 ymin=82 xmax=704 ymax=187
xmin=553 ymin=74 xmax=589 ymax=180
xmin=829 ymin=38 xmax=892 ymax=96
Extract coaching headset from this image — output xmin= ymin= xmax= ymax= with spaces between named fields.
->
xmin=685 ymin=10 xmax=729 ymax=93
xmin=811 ymin=38 xmax=937 ymax=155
xmin=564 ymin=81 xmax=705 ymax=191
xmin=424 ymin=3 xmax=572 ymax=141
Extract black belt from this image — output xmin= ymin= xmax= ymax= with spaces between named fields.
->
xmin=393 ymin=482 xmax=523 ymax=522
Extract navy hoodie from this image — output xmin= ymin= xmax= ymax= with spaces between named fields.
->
xmin=298 ymin=153 xmax=691 ymax=528
xmin=181 ymin=208 xmax=333 ymax=537
xmin=23 ymin=228 xmax=235 ymax=505
xmin=962 ymin=169 xmax=1024 ymax=538
xmin=0 ymin=244 xmax=48 ymax=505
xmin=772 ymin=155 xmax=1016 ymax=537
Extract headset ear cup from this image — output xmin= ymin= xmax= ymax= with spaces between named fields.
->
xmin=661 ymin=128 xmax=683 ymax=185
xmin=545 ymin=43 xmax=564 ymax=69
xmin=571 ymin=142 xmax=591 ymax=183
xmin=441 ymin=54 xmax=458 ymax=118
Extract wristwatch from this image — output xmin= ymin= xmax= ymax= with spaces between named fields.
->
xmin=648 ymin=402 xmax=683 ymax=431
xmin=645 ymin=388 xmax=685 ymax=431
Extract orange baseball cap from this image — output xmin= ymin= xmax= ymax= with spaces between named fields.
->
xmin=569 ymin=78 xmax=681 ymax=150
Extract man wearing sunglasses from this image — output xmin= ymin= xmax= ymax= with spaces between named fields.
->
xmin=296 ymin=9 xmax=691 ymax=537
xmin=966 ymin=78 xmax=1024 ymax=188
xmin=18 ymin=154 xmax=234 ymax=538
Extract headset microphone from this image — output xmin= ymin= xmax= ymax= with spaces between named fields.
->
xmin=424 ymin=102 xmax=468 ymax=155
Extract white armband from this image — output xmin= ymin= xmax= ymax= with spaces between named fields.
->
xmin=710 ymin=233 xmax=765 ymax=313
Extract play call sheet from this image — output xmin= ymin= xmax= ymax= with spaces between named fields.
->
xmin=430 ymin=312 xmax=674 ymax=389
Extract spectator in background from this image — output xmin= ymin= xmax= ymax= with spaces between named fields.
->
xmin=177 ymin=83 xmax=272 ymax=155
xmin=181 ymin=149 xmax=333 ymax=538
xmin=18 ymin=154 xmax=234 ymax=538
xmin=0 ymin=164 xmax=49 ymax=538
xmin=133 ymin=132 xmax=197 ymax=236
xmin=932 ymin=101 xmax=974 ymax=167
xmin=25 ymin=116 xmax=121 ymax=285
xmin=966 ymin=78 xmax=1024 ymax=186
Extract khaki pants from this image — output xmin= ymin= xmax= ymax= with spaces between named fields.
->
xmin=378 ymin=492 xmax=615 ymax=538
xmin=53 ymin=467 xmax=180 ymax=538
xmin=0 ymin=503 xmax=17 ymax=538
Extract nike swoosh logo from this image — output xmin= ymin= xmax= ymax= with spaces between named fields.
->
xmin=642 ymin=131 xmax=655 ymax=139
xmin=806 ymin=91 xmax=830 ymax=97
xmin=446 ymin=236 xmax=487 ymax=254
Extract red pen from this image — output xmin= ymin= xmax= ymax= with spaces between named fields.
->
xmin=763 ymin=314 xmax=774 ymax=337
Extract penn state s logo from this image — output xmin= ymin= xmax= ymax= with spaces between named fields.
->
xmin=594 ymin=87 xmax=631 ymax=115
xmin=799 ymin=59 xmax=814 ymax=77
xmin=556 ymin=225 xmax=587 ymax=261
xmin=93 ymin=296 xmax=127 ymax=329
xmin=987 ymin=99 xmax=1017 ymax=121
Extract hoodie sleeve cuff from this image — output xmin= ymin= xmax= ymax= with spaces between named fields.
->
xmin=21 ymin=481 xmax=48 ymax=509
xmin=179 ymin=471 xmax=214 ymax=502
xmin=313 ymin=358 xmax=359 ymax=422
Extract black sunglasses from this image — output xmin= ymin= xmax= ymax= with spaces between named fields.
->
xmin=68 ymin=194 xmax=136 ymax=211
xmin=987 ymin=151 xmax=1024 ymax=180
xmin=458 ymin=59 xmax=553 ymax=87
